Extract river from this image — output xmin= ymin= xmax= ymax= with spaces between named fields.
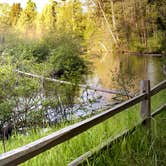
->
xmin=86 ymin=54 xmax=166 ymax=100
xmin=70 ymin=54 xmax=165 ymax=119
xmin=11 ymin=54 xmax=166 ymax=123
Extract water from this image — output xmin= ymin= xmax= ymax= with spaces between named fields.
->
xmin=63 ymin=54 xmax=165 ymax=120
xmin=9 ymin=54 xmax=166 ymax=124
xmin=86 ymin=54 xmax=166 ymax=101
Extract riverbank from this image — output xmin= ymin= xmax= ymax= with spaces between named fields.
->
xmin=0 ymin=88 xmax=165 ymax=165
xmin=88 ymin=110 xmax=166 ymax=166
xmin=121 ymin=51 xmax=166 ymax=57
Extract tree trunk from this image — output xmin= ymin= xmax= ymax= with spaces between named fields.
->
xmin=97 ymin=0 xmax=118 ymax=45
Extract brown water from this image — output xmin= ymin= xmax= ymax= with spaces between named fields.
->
xmin=86 ymin=54 xmax=165 ymax=100
xmin=42 ymin=54 xmax=166 ymax=120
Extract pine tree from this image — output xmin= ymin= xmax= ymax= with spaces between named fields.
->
xmin=40 ymin=0 xmax=57 ymax=32
xmin=0 ymin=3 xmax=11 ymax=30
xmin=17 ymin=0 xmax=37 ymax=32
xmin=9 ymin=3 xmax=22 ymax=26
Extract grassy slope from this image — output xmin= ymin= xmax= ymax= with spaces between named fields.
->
xmin=88 ymin=110 xmax=166 ymax=166
xmin=0 ymin=90 xmax=165 ymax=166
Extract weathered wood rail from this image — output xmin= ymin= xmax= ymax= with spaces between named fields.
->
xmin=68 ymin=103 xmax=166 ymax=166
xmin=15 ymin=70 xmax=133 ymax=97
xmin=0 ymin=79 xmax=165 ymax=166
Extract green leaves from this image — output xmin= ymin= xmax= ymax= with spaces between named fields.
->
xmin=9 ymin=3 xmax=22 ymax=26
xmin=0 ymin=100 xmax=15 ymax=122
xmin=48 ymin=33 xmax=88 ymax=81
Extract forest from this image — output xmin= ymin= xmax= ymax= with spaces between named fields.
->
xmin=0 ymin=0 xmax=166 ymax=165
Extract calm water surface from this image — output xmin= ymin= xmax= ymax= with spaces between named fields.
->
xmin=45 ymin=54 xmax=166 ymax=119
xmin=86 ymin=54 xmax=165 ymax=101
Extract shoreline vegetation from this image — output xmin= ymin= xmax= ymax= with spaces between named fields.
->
xmin=87 ymin=110 xmax=166 ymax=166
xmin=0 ymin=0 xmax=166 ymax=56
xmin=121 ymin=51 xmax=166 ymax=57
xmin=0 ymin=0 xmax=166 ymax=165
xmin=0 ymin=87 xmax=165 ymax=165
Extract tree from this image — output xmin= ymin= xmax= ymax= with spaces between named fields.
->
xmin=56 ymin=0 xmax=84 ymax=36
xmin=0 ymin=3 xmax=11 ymax=30
xmin=9 ymin=3 xmax=22 ymax=26
xmin=17 ymin=0 xmax=37 ymax=33
xmin=40 ymin=0 xmax=57 ymax=32
xmin=71 ymin=0 xmax=85 ymax=35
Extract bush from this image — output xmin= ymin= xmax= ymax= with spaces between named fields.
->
xmin=0 ymin=31 xmax=90 ymax=130
xmin=32 ymin=43 xmax=50 ymax=62
xmin=49 ymin=33 xmax=88 ymax=81
xmin=147 ymin=31 xmax=164 ymax=53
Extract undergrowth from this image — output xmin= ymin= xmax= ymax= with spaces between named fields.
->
xmin=88 ymin=111 xmax=166 ymax=166
xmin=0 ymin=89 xmax=165 ymax=166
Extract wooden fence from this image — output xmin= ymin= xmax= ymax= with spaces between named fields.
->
xmin=0 ymin=79 xmax=166 ymax=166
xmin=15 ymin=70 xmax=133 ymax=97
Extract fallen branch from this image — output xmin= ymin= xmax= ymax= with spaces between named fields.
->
xmin=15 ymin=70 xmax=133 ymax=97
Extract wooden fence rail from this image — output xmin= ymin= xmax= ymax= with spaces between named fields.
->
xmin=151 ymin=79 xmax=166 ymax=96
xmin=0 ymin=79 xmax=166 ymax=166
xmin=15 ymin=70 xmax=133 ymax=97
xmin=68 ymin=103 xmax=166 ymax=166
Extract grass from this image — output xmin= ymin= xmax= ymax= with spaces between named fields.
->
xmin=0 ymin=89 xmax=165 ymax=166
xmin=88 ymin=110 xmax=166 ymax=166
xmin=151 ymin=90 xmax=166 ymax=111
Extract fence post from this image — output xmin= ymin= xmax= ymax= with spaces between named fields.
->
xmin=140 ymin=80 xmax=151 ymax=128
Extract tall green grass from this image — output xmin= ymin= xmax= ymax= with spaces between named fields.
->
xmin=0 ymin=89 xmax=165 ymax=166
xmin=88 ymin=111 xmax=166 ymax=166
xmin=151 ymin=89 xmax=166 ymax=111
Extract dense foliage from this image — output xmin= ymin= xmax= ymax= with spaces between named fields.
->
xmin=0 ymin=0 xmax=89 ymax=130
xmin=0 ymin=0 xmax=165 ymax=54
xmin=0 ymin=0 xmax=165 ymax=137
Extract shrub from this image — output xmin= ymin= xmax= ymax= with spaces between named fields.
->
xmin=48 ymin=33 xmax=88 ymax=81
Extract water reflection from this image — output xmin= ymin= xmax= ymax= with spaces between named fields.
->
xmin=88 ymin=54 xmax=165 ymax=97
